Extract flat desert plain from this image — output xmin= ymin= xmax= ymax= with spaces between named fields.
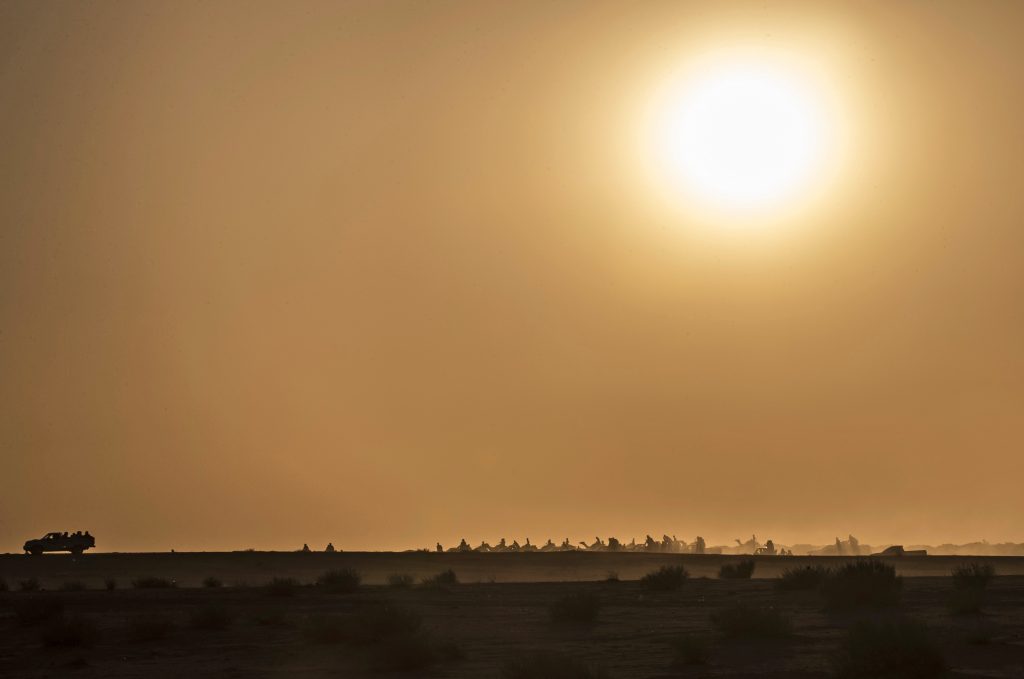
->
xmin=1 ymin=552 xmax=1023 ymax=678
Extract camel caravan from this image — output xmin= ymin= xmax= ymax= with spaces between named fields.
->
xmin=436 ymin=534 xmax=711 ymax=554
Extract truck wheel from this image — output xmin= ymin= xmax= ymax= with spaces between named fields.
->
xmin=29 ymin=548 xmax=42 ymax=556
xmin=70 ymin=547 xmax=84 ymax=556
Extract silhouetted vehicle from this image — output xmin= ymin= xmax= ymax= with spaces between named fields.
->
xmin=23 ymin=531 xmax=95 ymax=555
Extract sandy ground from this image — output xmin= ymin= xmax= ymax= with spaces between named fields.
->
xmin=2 ymin=553 xmax=1023 ymax=678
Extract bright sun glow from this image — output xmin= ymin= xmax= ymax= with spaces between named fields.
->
xmin=650 ymin=58 xmax=833 ymax=215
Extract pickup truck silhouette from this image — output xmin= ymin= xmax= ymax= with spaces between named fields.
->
xmin=23 ymin=532 xmax=95 ymax=555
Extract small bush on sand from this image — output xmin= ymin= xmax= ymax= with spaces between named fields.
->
xmin=40 ymin=616 xmax=99 ymax=647
xmin=670 ymin=633 xmax=711 ymax=667
xmin=500 ymin=650 xmax=610 ymax=679
xmin=549 ymin=592 xmax=601 ymax=625
xmin=60 ymin=581 xmax=87 ymax=592
xmin=719 ymin=559 xmax=756 ymax=580
xmin=776 ymin=565 xmax=831 ymax=592
xmin=132 ymin=577 xmax=176 ymax=589
xmin=421 ymin=569 xmax=458 ymax=587
xmin=387 ymin=573 xmax=414 ymax=589
xmin=821 ymin=560 xmax=901 ymax=609
xmin=605 ymin=572 xmax=620 ymax=584
xmin=265 ymin=577 xmax=300 ymax=597
xmin=202 ymin=576 xmax=223 ymax=588
xmin=833 ymin=617 xmax=945 ymax=679
xmin=641 ymin=565 xmax=688 ymax=591
xmin=19 ymin=578 xmax=41 ymax=592
xmin=14 ymin=598 xmax=65 ymax=625
xmin=316 ymin=568 xmax=361 ymax=593
xmin=189 ymin=605 xmax=232 ymax=630
xmin=713 ymin=603 xmax=792 ymax=639
xmin=104 ymin=579 xmax=117 ymax=591
xmin=951 ymin=563 xmax=995 ymax=591
xmin=126 ymin=615 xmax=175 ymax=642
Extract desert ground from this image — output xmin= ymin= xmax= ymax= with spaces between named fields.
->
xmin=2 ymin=552 xmax=1023 ymax=678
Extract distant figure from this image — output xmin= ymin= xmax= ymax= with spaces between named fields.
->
xmin=302 ymin=543 xmax=311 ymax=553
xmin=436 ymin=542 xmax=443 ymax=553
xmin=325 ymin=542 xmax=336 ymax=553
xmin=693 ymin=536 xmax=706 ymax=554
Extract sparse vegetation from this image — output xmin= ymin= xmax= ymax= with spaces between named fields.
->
xmin=60 ymin=580 xmax=87 ymax=592
xmin=776 ymin=565 xmax=831 ymax=591
xmin=421 ymin=568 xmax=458 ymax=587
xmin=19 ymin=578 xmax=40 ymax=592
xmin=40 ymin=616 xmax=99 ymax=647
xmin=821 ymin=560 xmax=902 ymax=609
xmin=104 ymin=579 xmax=117 ymax=591
xmin=670 ymin=633 xmax=711 ymax=667
xmin=316 ymin=568 xmax=361 ymax=593
xmin=640 ymin=564 xmax=689 ymax=591
xmin=604 ymin=571 xmax=620 ymax=583
xmin=719 ymin=559 xmax=756 ymax=579
xmin=132 ymin=577 xmax=176 ymax=589
xmin=387 ymin=573 xmax=415 ymax=589
xmin=500 ymin=650 xmax=610 ymax=679
xmin=189 ymin=605 xmax=232 ymax=630
xmin=713 ymin=603 xmax=792 ymax=639
xmin=126 ymin=615 xmax=175 ymax=642
xmin=833 ymin=618 xmax=946 ymax=679
xmin=264 ymin=577 xmax=300 ymax=597
xmin=951 ymin=562 xmax=995 ymax=590
xmin=202 ymin=576 xmax=223 ymax=588
xmin=549 ymin=592 xmax=601 ymax=625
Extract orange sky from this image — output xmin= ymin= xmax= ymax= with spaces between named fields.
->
xmin=1 ymin=1 xmax=1022 ymax=552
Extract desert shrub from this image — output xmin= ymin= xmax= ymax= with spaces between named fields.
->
xmin=500 ymin=650 xmax=610 ymax=679
xmin=316 ymin=568 xmax=361 ymax=593
xmin=549 ymin=592 xmax=601 ymax=625
xmin=776 ymin=565 xmax=831 ymax=591
xmin=189 ymin=605 xmax=232 ymax=630
xmin=19 ymin=578 xmax=40 ymax=592
xmin=833 ymin=617 xmax=945 ymax=679
xmin=605 ymin=571 xmax=620 ymax=584
xmin=60 ymin=581 xmax=87 ymax=592
xmin=132 ymin=577 xmax=176 ymax=589
xmin=40 ymin=615 xmax=99 ymax=647
xmin=719 ymin=559 xmax=756 ymax=580
xmin=104 ymin=579 xmax=117 ymax=591
xmin=821 ymin=560 xmax=902 ymax=609
xmin=951 ymin=563 xmax=995 ymax=591
xmin=202 ymin=576 xmax=223 ymax=589
xmin=713 ymin=603 xmax=792 ymax=639
xmin=264 ymin=577 xmax=300 ymax=597
xmin=640 ymin=565 xmax=688 ymax=591
xmin=13 ymin=598 xmax=65 ymax=625
xmin=421 ymin=569 xmax=458 ymax=587
xmin=387 ymin=573 xmax=414 ymax=589
xmin=670 ymin=633 xmax=711 ymax=667
xmin=126 ymin=615 xmax=175 ymax=642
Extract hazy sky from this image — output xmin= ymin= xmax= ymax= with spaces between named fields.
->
xmin=2 ymin=1 xmax=1022 ymax=552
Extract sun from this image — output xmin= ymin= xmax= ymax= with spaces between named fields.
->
xmin=649 ymin=58 xmax=833 ymax=215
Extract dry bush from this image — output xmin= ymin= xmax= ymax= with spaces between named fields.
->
xmin=104 ymin=579 xmax=117 ymax=591
xmin=549 ymin=592 xmax=601 ymax=625
xmin=202 ymin=576 xmax=223 ymax=588
xmin=821 ymin=560 xmax=902 ymax=609
xmin=264 ymin=577 xmax=300 ymax=597
xmin=833 ymin=617 xmax=945 ymax=679
xmin=640 ymin=565 xmax=689 ymax=591
xmin=316 ymin=568 xmax=361 ymax=593
xmin=951 ymin=563 xmax=995 ymax=591
xmin=132 ymin=577 xmax=176 ymax=589
xmin=713 ymin=603 xmax=793 ymax=639
xmin=776 ymin=565 xmax=831 ymax=591
xmin=421 ymin=569 xmax=458 ymax=587
xmin=500 ymin=650 xmax=610 ymax=679
xmin=719 ymin=559 xmax=756 ymax=579
xmin=387 ymin=573 xmax=414 ymax=589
